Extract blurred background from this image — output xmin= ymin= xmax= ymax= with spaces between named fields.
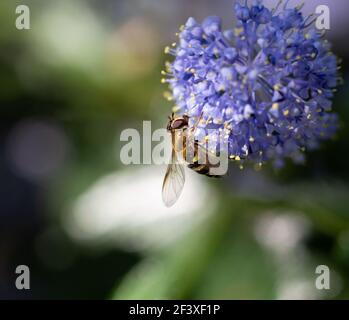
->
xmin=0 ymin=0 xmax=349 ymax=299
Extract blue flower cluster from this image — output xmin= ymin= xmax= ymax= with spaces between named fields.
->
xmin=163 ymin=0 xmax=340 ymax=168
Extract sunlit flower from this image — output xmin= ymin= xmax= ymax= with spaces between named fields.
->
xmin=163 ymin=0 xmax=340 ymax=168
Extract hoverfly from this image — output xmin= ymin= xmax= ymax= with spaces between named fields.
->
xmin=162 ymin=113 xmax=223 ymax=207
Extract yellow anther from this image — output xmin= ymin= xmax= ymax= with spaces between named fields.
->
xmin=165 ymin=62 xmax=171 ymax=72
xmin=234 ymin=27 xmax=244 ymax=36
xmin=172 ymin=106 xmax=180 ymax=113
xmin=283 ymin=110 xmax=289 ymax=116
xmin=218 ymin=84 xmax=225 ymax=92
xmin=272 ymin=103 xmax=279 ymax=110
xmin=296 ymin=2 xmax=305 ymax=10
xmin=163 ymin=91 xmax=173 ymax=101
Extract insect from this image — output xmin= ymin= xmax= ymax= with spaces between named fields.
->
xmin=162 ymin=113 xmax=222 ymax=207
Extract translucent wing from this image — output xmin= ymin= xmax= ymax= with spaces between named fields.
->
xmin=162 ymin=150 xmax=185 ymax=207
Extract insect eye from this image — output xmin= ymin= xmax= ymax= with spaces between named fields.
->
xmin=171 ymin=119 xmax=186 ymax=129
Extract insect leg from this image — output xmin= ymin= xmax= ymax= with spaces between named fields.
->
xmin=190 ymin=111 xmax=204 ymax=136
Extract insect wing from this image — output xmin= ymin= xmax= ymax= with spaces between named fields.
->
xmin=162 ymin=151 xmax=186 ymax=207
